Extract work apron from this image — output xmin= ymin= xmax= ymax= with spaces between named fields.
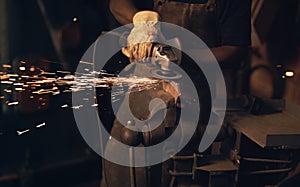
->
xmin=102 ymin=1 xmax=220 ymax=187
xmin=154 ymin=0 xmax=218 ymax=48
xmin=154 ymin=1 xmax=221 ymax=187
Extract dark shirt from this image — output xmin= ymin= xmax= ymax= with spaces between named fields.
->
xmin=216 ymin=0 xmax=251 ymax=46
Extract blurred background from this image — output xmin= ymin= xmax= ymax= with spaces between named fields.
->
xmin=0 ymin=0 xmax=108 ymax=186
xmin=0 ymin=0 xmax=299 ymax=187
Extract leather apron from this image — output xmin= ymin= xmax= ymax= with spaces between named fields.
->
xmin=101 ymin=1 xmax=219 ymax=187
xmin=153 ymin=1 xmax=220 ymax=187
xmin=154 ymin=0 xmax=218 ymax=48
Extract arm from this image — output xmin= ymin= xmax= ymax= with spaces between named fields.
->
xmin=110 ymin=0 xmax=251 ymax=68
xmin=188 ymin=45 xmax=249 ymax=69
xmin=212 ymin=0 xmax=251 ymax=68
xmin=109 ymin=0 xmax=138 ymax=25
xmin=210 ymin=46 xmax=249 ymax=68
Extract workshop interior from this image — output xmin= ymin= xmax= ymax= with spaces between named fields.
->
xmin=0 ymin=0 xmax=300 ymax=187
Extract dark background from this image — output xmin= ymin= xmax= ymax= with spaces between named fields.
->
xmin=0 ymin=0 xmax=110 ymax=186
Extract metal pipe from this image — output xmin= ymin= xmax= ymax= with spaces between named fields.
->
xmin=129 ymin=147 xmax=136 ymax=187
xmin=241 ymin=157 xmax=292 ymax=164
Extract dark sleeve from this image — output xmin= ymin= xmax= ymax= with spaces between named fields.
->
xmin=217 ymin=0 xmax=252 ymax=46
xmin=133 ymin=0 xmax=153 ymax=10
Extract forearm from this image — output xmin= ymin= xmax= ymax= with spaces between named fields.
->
xmin=189 ymin=46 xmax=249 ymax=69
xmin=109 ymin=0 xmax=138 ymax=25
xmin=211 ymin=46 xmax=249 ymax=68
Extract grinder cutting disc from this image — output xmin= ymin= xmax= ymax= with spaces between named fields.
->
xmin=150 ymin=69 xmax=182 ymax=80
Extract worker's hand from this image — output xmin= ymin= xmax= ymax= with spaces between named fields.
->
xmin=122 ymin=11 xmax=165 ymax=63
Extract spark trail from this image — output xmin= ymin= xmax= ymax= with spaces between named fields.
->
xmin=0 ymin=61 xmax=160 ymax=136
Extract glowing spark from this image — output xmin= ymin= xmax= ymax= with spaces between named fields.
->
xmin=63 ymin=90 xmax=72 ymax=93
xmin=112 ymin=98 xmax=121 ymax=103
xmin=13 ymin=83 xmax=24 ymax=86
xmin=62 ymin=75 xmax=75 ymax=79
xmin=19 ymin=67 xmax=26 ymax=71
xmin=4 ymin=89 xmax=12 ymax=93
xmin=61 ymin=104 xmax=68 ymax=108
xmin=91 ymin=104 xmax=98 ymax=107
xmin=32 ymin=89 xmax=51 ymax=95
xmin=8 ymin=101 xmax=19 ymax=106
xmin=15 ymin=88 xmax=24 ymax=91
xmin=111 ymin=91 xmax=125 ymax=97
xmin=7 ymin=74 xmax=18 ymax=77
xmin=285 ymin=71 xmax=294 ymax=77
xmin=0 ymin=75 xmax=9 ymax=80
xmin=36 ymin=122 xmax=46 ymax=128
xmin=53 ymin=91 xmax=60 ymax=95
xmin=95 ymin=84 xmax=109 ymax=88
xmin=71 ymin=105 xmax=83 ymax=110
xmin=1 ymin=81 xmax=13 ymax=84
xmin=79 ymin=60 xmax=93 ymax=65
xmin=41 ymin=72 xmax=56 ymax=76
xmin=57 ymin=70 xmax=71 ymax=74
xmin=2 ymin=64 xmax=12 ymax=68
xmin=90 ymin=71 xmax=100 ymax=75
xmin=17 ymin=129 xmax=30 ymax=136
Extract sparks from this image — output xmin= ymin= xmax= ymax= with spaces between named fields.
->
xmin=61 ymin=104 xmax=68 ymax=108
xmin=8 ymin=101 xmax=19 ymax=106
xmin=17 ymin=129 xmax=30 ymax=136
xmin=19 ymin=67 xmax=26 ymax=71
xmin=2 ymin=64 xmax=12 ymax=68
xmin=71 ymin=105 xmax=83 ymax=110
xmin=36 ymin=122 xmax=46 ymax=128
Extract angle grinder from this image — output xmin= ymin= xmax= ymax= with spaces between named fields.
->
xmin=150 ymin=44 xmax=182 ymax=80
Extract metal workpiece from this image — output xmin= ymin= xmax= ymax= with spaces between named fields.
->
xmin=226 ymin=101 xmax=300 ymax=187
xmin=168 ymin=154 xmax=238 ymax=187
xmin=228 ymin=101 xmax=300 ymax=149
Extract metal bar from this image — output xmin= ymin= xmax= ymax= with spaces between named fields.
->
xmin=169 ymin=176 xmax=176 ymax=187
xmin=169 ymin=171 xmax=193 ymax=176
xmin=247 ymin=168 xmax=292 ymax=175
xmin=129 ymin=147 xmax=136 ymax=187
xmin=241 ymin=157 xmax=292 ymax=164
xmin=172 ymin=155 xmax=195 ymax=160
